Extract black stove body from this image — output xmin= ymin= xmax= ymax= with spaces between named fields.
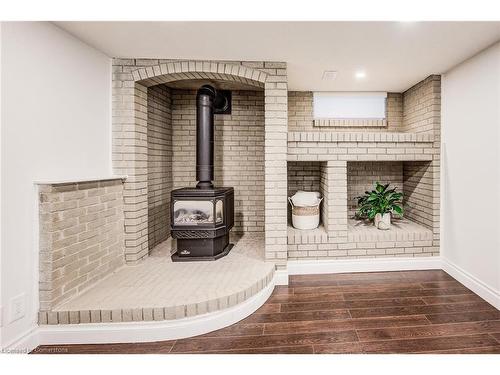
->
xmin=170 ymin=85 xmax=234 ymax=261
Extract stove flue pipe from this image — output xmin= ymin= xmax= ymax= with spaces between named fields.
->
xmin=196 ymin=85 xmax=217 ymax=189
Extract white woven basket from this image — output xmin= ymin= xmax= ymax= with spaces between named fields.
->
xmin=288 ymin=197 xmax=322 ymax=230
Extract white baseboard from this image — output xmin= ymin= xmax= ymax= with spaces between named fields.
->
xmin=442 ymin=258 xmax=500 ymax=310
xmin=274 ymin=269 xmax=289 ymax=285
xmin=2 ymin=326 xmax=40 ymax=353
xmin=288 ymin=256 xmax=442 ymax=275
xmin=36 ymin=275 xmax=276 ymax=346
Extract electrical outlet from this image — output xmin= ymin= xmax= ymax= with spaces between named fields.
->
xmin=9 ymin=294 xmax=26 ymax=323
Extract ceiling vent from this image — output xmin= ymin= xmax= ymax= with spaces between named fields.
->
xmin=322 ymin=70 xmax=338 ymax=80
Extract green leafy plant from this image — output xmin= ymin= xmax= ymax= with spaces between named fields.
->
xmin=355 ymin=182 xmax=403 ymax=221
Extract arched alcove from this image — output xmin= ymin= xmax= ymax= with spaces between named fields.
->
xmin=112 ymin=60 xmax=288 ymax=268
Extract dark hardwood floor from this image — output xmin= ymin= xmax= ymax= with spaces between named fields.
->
xmin=32 ymin=270 xmax=500 ymax=354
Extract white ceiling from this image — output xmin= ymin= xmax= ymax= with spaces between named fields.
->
xmin=56 ymin=21 xmax=500 ymax=92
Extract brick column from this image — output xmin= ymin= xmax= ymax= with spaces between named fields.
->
xmin=402 ymin=74 xmax=441 ymax=256
xmin=319 ymin=162 xmax=329 ymax=231
xmin=325 ymin=161 xmax=348 ymax=242
xmin=112 ymin=60 xmax=149 ymax=262
xmin=430 ymin=76 xmax=442 ymax=254
xmin=264 ymin=63 xmax=288 ymax=269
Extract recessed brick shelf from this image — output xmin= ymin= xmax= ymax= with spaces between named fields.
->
xmin=287 ymin=131 xmax=435 ymax=143
xmin=286 ymin=155 xmax=438 ymax=260
xmin=287 ymin=224 xmax=329 ymax=245
xmin=287 ymin=219 xmax=434 ymax=259
xmin=348 ymin=218 xmax=433 ymax=242
xmin=287 ymin=132 xmax=436 ymax=162
xmin=288 ymin=219 xmax=432 ymax=245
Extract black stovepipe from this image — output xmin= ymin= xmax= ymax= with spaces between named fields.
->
xmin=195 ymin=85 xmax=216 ymax=189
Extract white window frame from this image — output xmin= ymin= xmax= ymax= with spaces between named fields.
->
xmin=313 ymin=92 xmax=387 ymax=119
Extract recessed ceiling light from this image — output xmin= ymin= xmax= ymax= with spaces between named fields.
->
xmin=355 ymin=71 xmax=366 ymax=79
xmin=322 ymin=70 xmax=338 ymax=80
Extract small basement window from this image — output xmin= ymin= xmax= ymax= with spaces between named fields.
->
xmin=313 ymin=92 xmax=387 ymax=119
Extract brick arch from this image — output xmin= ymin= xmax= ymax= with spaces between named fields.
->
xmin=132 ymin=61 xmax=267 ymax=88
xmin=113 ymin=58 xmax=287 ymax=267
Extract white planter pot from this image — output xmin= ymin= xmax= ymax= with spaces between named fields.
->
xmin=374 ymin=213 xmax=391 ymax=230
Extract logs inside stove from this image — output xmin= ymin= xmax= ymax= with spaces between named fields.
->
xmin=171 ymin=85 xmax=234 ymax=261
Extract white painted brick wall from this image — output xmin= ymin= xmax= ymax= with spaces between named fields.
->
xmin=171 ymin=89 xmax=265 ymax=233
xmin=347 ymin=161 xmax=403 ymax=217
xmin=147 ymin=85 xmax=172 ymax=250
xmin=38 ymin=179 xmax=125 ymax=311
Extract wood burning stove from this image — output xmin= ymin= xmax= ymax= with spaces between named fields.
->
xmin=170 ymin=85 xmax=234 ymax=261
xmin=171 ymin=187 xmax=234 ymax=261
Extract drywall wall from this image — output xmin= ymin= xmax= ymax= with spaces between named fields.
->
xmin=442 ymin=41 xmax=500 ymax=305
xmin=0 ymin=21 xmax=3 ymax=347
xmin=0 ymin=22 xmax=112 ymax=348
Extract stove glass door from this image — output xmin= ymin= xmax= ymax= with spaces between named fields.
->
xmin=173 ymin=200 xmax=214 ymax=225
xmin=215 ymin=199 xmax=223 ymax=224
